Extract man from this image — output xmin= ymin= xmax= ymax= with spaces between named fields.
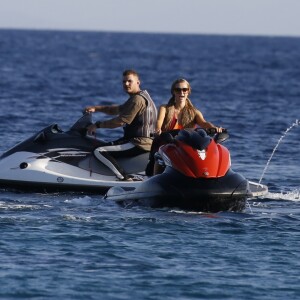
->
xmin=86 ymin=70 xmax=157 ymax=180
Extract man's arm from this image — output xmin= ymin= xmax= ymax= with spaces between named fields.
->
xmin=95 ymin=116 xmax=125 ymax=128
xmin=85 ymin=104 xmax=120 ymax=115
xmin=87 ymin=116 xmax=126 ymax=135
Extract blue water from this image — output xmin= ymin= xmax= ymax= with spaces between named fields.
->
xmin=1 ymin=29 xmax=300 ymax=299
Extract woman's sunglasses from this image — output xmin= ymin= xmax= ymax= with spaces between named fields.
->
xmin=174 ymin=88 xmax=189 ymax=93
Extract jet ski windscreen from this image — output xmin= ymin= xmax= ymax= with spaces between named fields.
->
xmin=69 ymin=113 xmax=93 ymax=134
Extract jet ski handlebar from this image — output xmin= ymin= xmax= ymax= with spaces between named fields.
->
xmin=204 ymin=128 xmax=229 ymax=143
xmin=205 ymin=128 xmax=227 ymax=135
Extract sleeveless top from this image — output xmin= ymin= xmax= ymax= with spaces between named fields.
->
xmin=169 ymin=114 xmax=184 ymax=130
xmin=161 ymin=104 xmax=196 ymax=132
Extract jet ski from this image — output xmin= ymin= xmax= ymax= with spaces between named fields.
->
xmin=0 ymin=113 xmax=149 ymax=193
xmin=104 ymin=129 xmax=268 ymax=212
xmin=0 ymin=113 xmax=267 ymax=210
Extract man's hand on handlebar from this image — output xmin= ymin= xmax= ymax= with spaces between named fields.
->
xmin=85 ymin=106 xmax=96 ymax=113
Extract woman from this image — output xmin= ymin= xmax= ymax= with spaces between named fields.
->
xmin=156 ymin=78 xmax=220 ymax=134
xmin=145 ymin=78 xmax=222 ymax=176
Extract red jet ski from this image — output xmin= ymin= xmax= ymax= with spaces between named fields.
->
xmin=105 ymin=128 xmax=266 ymax=212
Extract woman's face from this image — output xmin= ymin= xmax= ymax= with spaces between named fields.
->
xmin=173 ymin=82 xmax=190 ymax=105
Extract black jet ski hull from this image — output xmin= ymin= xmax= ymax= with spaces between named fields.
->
xmin=105 ymin=167 xmax=250 ymax=212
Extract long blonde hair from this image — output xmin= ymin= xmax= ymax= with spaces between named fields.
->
xmin=162 ymin=79 xmax=197 ymax=131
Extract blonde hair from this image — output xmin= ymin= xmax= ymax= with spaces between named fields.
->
xmin=162 ymin=79 xmax=198 ymax=131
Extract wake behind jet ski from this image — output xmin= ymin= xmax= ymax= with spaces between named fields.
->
xmin=105 ymin=129 xmax=268 ymax=212
xmin=0 ymin=113 xmax=148 ymax=192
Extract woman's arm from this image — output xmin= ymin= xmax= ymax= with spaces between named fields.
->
xmin=155 ymin=105 xmax=167 ymax=135
xmin=194 ymin=110 xmax=222 ymax=132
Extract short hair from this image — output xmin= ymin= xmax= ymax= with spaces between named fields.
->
xmin=122 ymin=69 xmax=140 ymax=79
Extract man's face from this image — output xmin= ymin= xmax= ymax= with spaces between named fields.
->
xmin=122 ymin=74 xmax=140 ymax=94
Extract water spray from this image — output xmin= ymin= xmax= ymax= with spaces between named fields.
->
xmin=259 ymin=119 xmax=300 ymax=184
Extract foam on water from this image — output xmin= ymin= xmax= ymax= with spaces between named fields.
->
xmin=0 ymin=201 xmax=43 ymax=210
xmin=265 ymin=189 xmax=300 ymax=201
xmin=64 ymin=195 xmax=93 ymax=205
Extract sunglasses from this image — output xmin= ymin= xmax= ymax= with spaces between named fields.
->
xmin=174 ymin=87 xmax=189 ymax=93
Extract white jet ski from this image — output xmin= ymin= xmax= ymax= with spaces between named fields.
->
xmin=0 ymin=113 xmax=147 ymax=193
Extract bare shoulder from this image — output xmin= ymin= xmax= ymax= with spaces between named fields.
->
xmin=159 ymin=104 xmax=167 ymax=110
xmin=195 ymin=109 xmax=204 ymax=116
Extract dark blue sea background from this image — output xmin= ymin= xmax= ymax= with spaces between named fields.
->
xmin=1 ymin=29 xmax=300 ymax=299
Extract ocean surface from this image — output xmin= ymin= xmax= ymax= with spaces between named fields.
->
xmin=1 ymin=29 xmax=300 ymax=299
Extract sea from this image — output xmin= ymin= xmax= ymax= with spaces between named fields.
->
xmin=0 ymin=29 xmax=300 ymax=299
